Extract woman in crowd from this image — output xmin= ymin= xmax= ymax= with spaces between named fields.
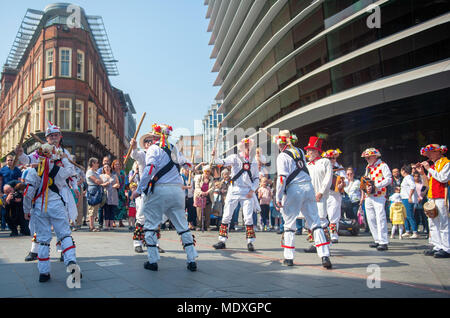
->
xmin=413 ymin=171 xmax=429 ymax=235
xmin=86 ymin=158 xmax=108 ymax=232
xmin=112 ymin=159 xmax=127 ymax=227
xmin=343 ymin=167 xmax=361 ymax=220
xmin=193 ymin=165 xmax=214 ymax=231
xmin=400 ymin=165 xmax=419 ymax=239
xmin=100 ymin=164 xmax=120 ymax=231
xmin=257 ymin=177 xmax=272 ymax=231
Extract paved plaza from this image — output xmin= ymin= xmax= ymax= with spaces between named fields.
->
xmin=0 ymin=226 xmax=449 ymax=299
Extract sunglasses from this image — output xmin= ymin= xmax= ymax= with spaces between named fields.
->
xmin=144 ymin=139 xmax=153 ymax=143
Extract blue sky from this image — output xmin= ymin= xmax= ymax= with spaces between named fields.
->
xmin=0 ymin=0 xmax=219 ymax=142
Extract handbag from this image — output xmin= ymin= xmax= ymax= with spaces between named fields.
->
xmin=87 ymin=185 xmax=103 ymax=206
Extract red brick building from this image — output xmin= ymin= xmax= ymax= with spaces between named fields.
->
xmin=0 ymin=3 xmax=132 ymax=166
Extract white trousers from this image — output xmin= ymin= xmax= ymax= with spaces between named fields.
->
xmin=365 ymin=196 xmax=389 ymax=245
xmin=133 ymin=196 xmax=145 ymax=248
xmin=142 ymin=184 xmax=198 ymax=264
xmin=219 ymin=194 xmax=255 ymax=243
xmin=327 ymin=191 xmax=342 ymax=240
xmin=428 ymin=199 xmax=450 ymax=253
xmin=33 ymin=199 xmax=76 ymax=274
xmin=281 ymin=182 xmax=330 ymax=259
xmin=316 ymin=193 xmax=329 ymax=228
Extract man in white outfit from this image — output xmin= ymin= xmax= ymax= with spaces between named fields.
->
xmin=22 ymin=143 xmax=79 ymax=282
xmin=211 ymin=138 xmax=260 ymax=252
xmin=17 ymin=123 xmax=79 ymax=263
xmin=322 ymin=149 xmax=346 ymax=243
xmin=132 ymin=124 xmax=197 ymax=272
xmin=274 ymin=131 xmax=332 ymax=269
xmin=130 ymin=132 xmax=165 ymax=254
xmin=361 ymin=148 xmax=392 ymax=251
xmin=303 ymin=136 xmax=333 ymax=253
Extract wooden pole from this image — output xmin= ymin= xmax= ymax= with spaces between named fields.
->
xmin=187 ymin=136 xmax=195 ymax=185
xmin=13 ymin=112 xmax=31 ymax=166
xmin=123 ymin=112 xmax=146 ymax=166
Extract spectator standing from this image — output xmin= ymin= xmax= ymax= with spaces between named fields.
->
xmin=112 ymin=159 xmax=127 ymax=227
xmin=0 ymin=174 xmax=6 ymax=231
xmin=3 ymin=183 xmax=28 ymax=236
xmin=389 ymin=193 xmax=407 ymax=239
xmin=72 ymin=155 xmax=86 ymax=231
xmin=343 ymin=167 xmax=361 ymax=220
xmin=400 ymin=165 xmax=419 ymax=239
xmin=86 ymin=158 xmax=106 ymax=232
xmin=0 ymin=155 xmax=22 ymax=187
xmin=193 ymin=165 xmax=214 ymax=231
xmin=96 ymin=156 xmax=110 ymax=229
xmin=181 ymin=167 xmax=196 ymax=230
xmin=257 ymin=177 xmax=272 ymax=231
xmin=127 ymin=183 xmax=138 ymax=231
xmin=100 ymin=164 xmax=120 ymax=231
xmin=413 ymin=172 xmax=429 ymax=235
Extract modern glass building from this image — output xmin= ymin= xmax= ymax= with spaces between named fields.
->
xmin=202 ymin=101 xmax=229 ymax=163
xmin=205 ymin=0 xmax=450 ymax=173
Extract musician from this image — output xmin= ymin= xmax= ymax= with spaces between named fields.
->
xmin=131 ymin=124 xmax=197 ymax=272
xmin=322 ymin=149 xmax=346 ymax=243
xmin=274 ymin=130 xmax=332 ymax=269
xmin=361 ymin=148 xmax=392 ymax=251
xmin=211 ymin=138 xmax=260 ymax=252
xmin=130 ymin=131 xmax=165 ymax=254
xmin=303 ymin=136 xmax=333 ymax=253
xmin=416 ymin=144 xmax=450 ymax=258
xmin=16 ymin=122 xmax=79 ymax=263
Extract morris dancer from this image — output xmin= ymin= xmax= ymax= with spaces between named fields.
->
xmin=274 ymin=130 xmax=332 ymax=269
xmin=132 ymin=124 xmax=197 ymax=271
xmin=417 ymin=144 xmax=450 ymax=258
xmin=211 ymin=138 xmax=259 ymax=252
xmin=322 ymin=149 xmax=346 ymax=243
xmin=303 ymin=136 xmax=333 ymax=253
xmin=361 ymin=148 xmax=392 ymax=251
xmin=22 ymin=143 xmax=79 ymax=282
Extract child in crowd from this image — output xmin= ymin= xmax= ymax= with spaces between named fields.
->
xmin=127 ymin=183 xmax=137 ymax=231
xmin=257 ymin=177 xmax=272 ymax=231
xmin=211 ymin=181 xmax=224 ymax=229
xmin=389 ymin=191 xmax=407 ymax=239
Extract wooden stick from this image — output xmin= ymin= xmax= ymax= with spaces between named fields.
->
xmin=259 ymin=127 xmax=273 ymax=139
xmin=13 ymin=112 xmax=31 ymax=166
xmin=187 ymin=137 xmax=195 ymax=185
xmin=123 ymin=112 xmax=146 ymax=166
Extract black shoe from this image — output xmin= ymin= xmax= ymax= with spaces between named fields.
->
xmin=303 ymin=245 xmax=317 ymax=253
xmin=59 ymin=252 xmax=64 ymax=262
xmin=434 ymin=250 xmax=450 ymax=258
xmin=39 ymin=273 xmax=51 ymax=283
xmin=322 ymin=257 xmax=332 ymax=269
xmin=144 ymin=261 xmax=158 ymax=271
xmin=135 ymin=246 xmax=144 ymax=253
xmin=187 ymin=262 xmax=197 ymax=272
xmin=158 ymin=246 xmax=165 ymax=253
xmin=424 ymin=249 xmax=437 ymax=256
xmin=369 ymin=242 xmax=379 ymax=248
xmin=247 ymin=243 xmax=255 ymax=252
xmin=277 ymin=230 xmax=283 ymax=235
xmin=283 ymin=259 xmax=294 ymax=266
xmin=9 ymin=232 xmax=18 ymax=237
xmin=295 ymin=231 xmax=302 ymax=235
xmin=377 ymin=244 xmax=388 ymax=251
xmin=331 ymin=239 xmax=338 ymax=244
xmin=213 ymin=242 xmax=226 ymax=249
xmin=25 ymin=252 xmax=38 ymax=262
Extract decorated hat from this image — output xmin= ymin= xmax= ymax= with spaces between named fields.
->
xmin=202 ymin=164 xmax=211 ymax=172
xmin=139 ymin=132 xmax=159 ymax=149
xmin=361 ymin=148 xmax=381 ymax=158
xmin=420 ymin=144 xmax=447 ymax=156
xmin=45 ymin=121 xmax=61 ymax=137
xmin=238 ymin=138 xmax=255 ymax=151
xmin=272 ymin=130 xmax=298 ymax=145
xmin=304 ymin=136 xmax=324 ymax=153
xmin=151 ymin=124 xmax=173 ymax=148
xmin=322 ymin=149 xmax=342 ymax=159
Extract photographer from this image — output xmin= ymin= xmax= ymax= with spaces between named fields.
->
xmin=2 ymin=183 xmax=29 ymax=237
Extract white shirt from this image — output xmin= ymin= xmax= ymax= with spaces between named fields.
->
xmin=136 ymin=143 xmax=190 ymax=194
xmin=428 ymin=159 xmax=450 ymax=183
xmin=214 ymin=153 xmax=259 ymax=196
xmin=345 ymin=179 xmax=361 ymax=203
xmin=400 ymin=174 xmax=418 ymax=203
xmin=276 ymin=147 xmax=311 ymax=202
xmin=131 ymin=148 xmax=146 ymax=176
xmin=307 ymin=157 xmax=333 ymax=196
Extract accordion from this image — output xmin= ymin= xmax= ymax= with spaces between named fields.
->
xmin=360 ymin=176 xmax=375 ymax=194
xmin=330 ymin=168 xmax=345 ymax=193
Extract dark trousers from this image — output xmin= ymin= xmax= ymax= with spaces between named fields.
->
xmin=185 ymin=197 xmax=197 ymax=226
xmin=98 ymin=205 xmax=104 ymax=226
xmin=260 ymin=204 xmax=270 ymax=227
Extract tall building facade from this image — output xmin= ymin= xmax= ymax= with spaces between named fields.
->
xmin=176 ymin=135 xmax=204 ymax=165
xmin=202 ymin=101 xmax=228 ymax=163
xmin=205 ymin=0 xmax=450 ymax=173
xmin=0 ymin=3 xmax=133 ymax=166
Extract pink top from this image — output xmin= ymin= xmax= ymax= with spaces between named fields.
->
xmin=201 ymin=182 xmax=209 ymax=192
xmin=415 ymin=182 xmax=423 ymax=202
xmin=258 ymin=186 xmax=272 ymax=205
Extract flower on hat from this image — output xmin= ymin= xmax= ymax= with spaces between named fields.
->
xmin=361 ymin=148 xmax=381 ymax=158
xmin=322 ymin=149 xmax=342 ymax=158
xmin=420 ymin=144 xmax=447 ymax=156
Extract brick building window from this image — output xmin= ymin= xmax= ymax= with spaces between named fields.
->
xmin=77 ymin=50 xmax=85 ymax=80
xmin=75 ymin=100 xmax=84 ymax=132
xmin=87 ymin=102 xmax=96 ymax=136
xmin=59 ymin=48 xmax=72 ymax=77
xmin=58 ymin=99 xmax=72 ymax=130
xmin=46 ymin=49 xmax=54 ymax=78
xmin=30 ymin=101 xmax=40 ymax=132
xmin=45 ymin=100 xmax=55 ymax=124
